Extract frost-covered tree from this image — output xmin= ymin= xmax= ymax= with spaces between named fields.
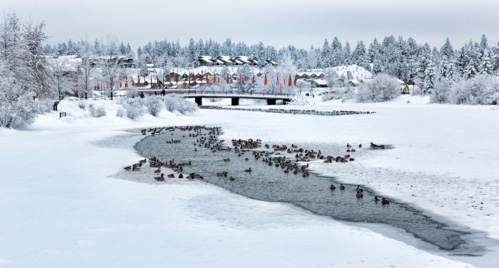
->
xmin=257 ymin=41 xmax=266 ymax=68
xmin=352 ymin=41 xmax=369 ymax=70
xmin=415 ymin=45 xmax=433 ymax=94
xmin=479 ymin=48 xmax=493 ymax=75
xmin=0 ymin=13 xmax=52 ymax=128
xmin=145 ymin=96 xmax=163 ymax=116
xmin=430 ymin=78 xmax=453 ymax=104
xmin=424 ymin=61 xmax=436 ymax=95
xmin=448 ymin=75 xmax=499 ymax=105
xmin=187 ymin=38 xmax=199 ymax=67
xmin=325 ymin=69 xmax=338 ymax=89
xmin=0 ymin=57 xmax=38 ymax=128
xmin=77 ymin=37 xmax=98 ymax=99
xmin=321 ymin=39 xmax=331 ymax=68
xmin=356 ymin=74 xmax=400 ymax=102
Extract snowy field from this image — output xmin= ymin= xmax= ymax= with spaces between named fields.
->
xmin=1 ymin=95 xmax=498 ymax=267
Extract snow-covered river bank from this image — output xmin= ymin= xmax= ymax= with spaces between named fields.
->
xmin=1 ymin=96 xmax=498 ymax=267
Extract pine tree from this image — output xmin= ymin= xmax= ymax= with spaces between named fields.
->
xmin=257 ymin=41 xmax=266 ymax=67
xmin=479 ymin=48 xmax=493 ymax=75
xmin=187 ymin=38 xmax=199 ymax=67
xmin=321 ymin=39 xmax=331 ymax=69
xmin=424 ymin=62 xmax=435 ymax=95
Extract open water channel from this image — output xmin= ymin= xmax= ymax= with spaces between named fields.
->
xmin=134 ymin=125 xmax=482 ymax=254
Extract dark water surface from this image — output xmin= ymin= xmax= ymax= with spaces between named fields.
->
xmin=134 ymin=126 xmax=480 ymax=253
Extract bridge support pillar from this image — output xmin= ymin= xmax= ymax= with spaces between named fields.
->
xmin=195 ymin=97 xmax=203 ymax=106
xmin=267 ymin=99 xmax=276 ymax=105
xmin=231 ymin=97 xmax=240 ymax=106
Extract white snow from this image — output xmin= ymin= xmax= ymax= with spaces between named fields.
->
xmin=1 ymin=95 xmax=498 ymax=267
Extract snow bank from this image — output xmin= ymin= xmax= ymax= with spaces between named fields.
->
xmin=1 ymin=94 xmax=498 ymax=267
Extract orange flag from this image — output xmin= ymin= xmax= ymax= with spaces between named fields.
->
xmin=252 ymin=75 xmax=255 ymax=85
xmin=94 ymin=85 xmax=96 ymax=91
xmin=288 ymin=74 xmax=292 ymax=87
xmin=188 ymin=73 xmax=191 ymax=84
xmin=97 ymin=83 xmax=100 ymax=90
xmin=137 ymin=75 xmax=140 ymax=87
xmin=132 ymin=78 xmax=135 ymax=87
xmin=176 ymin=74 xmax=179 ymax=84
xmin=276 ymin=73 xmax=279 ymax=86
xmin=157 ymin=76 xmax=160 ymax=86
xmin=294 ymin=74 xmax=297 ymax=86
xmin=230 ymin=75 xmax=233 ymax=84
xmin=226 ymin=73 xmax=229 ymax=83
xmin=111 ymin=76 xmax=114 ymax=87
xmin=206 ymin=73 xmax=209 ymax=84
xmin=264 ymin=74 xmax=267 ymax=85
xmin=193 ymin=73 xmax=196 ymax=81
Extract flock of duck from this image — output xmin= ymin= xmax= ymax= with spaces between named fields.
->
xmin=127 ymin=125 xmax=391 ymax=205
xmin=200 ymin=106 xmax=376 ymax=116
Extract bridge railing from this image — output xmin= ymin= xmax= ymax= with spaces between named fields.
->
xmin=138 ymin=89 xmax=295 ymax=97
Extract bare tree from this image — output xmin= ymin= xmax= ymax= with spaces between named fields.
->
xmin=77 ymin=37 xmax=97 ymax=99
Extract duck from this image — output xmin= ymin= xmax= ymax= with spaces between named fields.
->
xmin=229 ymin=176 xmax=235 ymax=181
xmin=356 ymin=185 xmax=363 ymax=193
xmin=154 ymin=168 xmax=161 ymax=174
xmin=382 ymin=198 xmax=390 ymax=205
xmin=167 ymin=173 xmax=175 ymax=178
xmin=356 ymin=192 xmax=363 ymax=198
xmin=244 ymin=167 xmax=252 ymax=173
xmin=178 ymin=174 xmax=183 ymax=179
xmin=216 ymin=171 xmax=228 ymax=177
xmin=124 ymin=166 xmax=132 ymax=171
xmin=154 ymin=173 xmax=165 ymax=181
xmin=340 ymin=184 xmax=345 ymax=190
xmin=374 ymin=196 xmax=379 ymax=202
xmin=330 ymin=184 xmax=336 ymax=191
xmin=358 ymin=144 xmax=362 ymax=149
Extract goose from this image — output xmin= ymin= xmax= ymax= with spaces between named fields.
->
xmin=178 ymin=174 xmax=183 ymax=179
xmin=154 ymin=168 xmax=161 ymax=174
xmin=356 ymin=192 xmax=363 ymax=198
xmin=132 ymin=164 xmax=140 ymax=171
xmin=358 ymin=144 xmax=362 ymax=149
xmin=382 ymin=198 xmax=390 ymax=205
xmin=374 ymin=196 xmax=379 ymax=202
xmin=154 ymin=173 xmax=165 ymax=181
xmin=167 ymin=173 xmax=175 ymax=178
xmin=340 ymin=184 xmax=345 ymax=190
xmin=229 ymin=176 xmax=235 ymax=181
xmin=216 ymin=171 xmax=228 ymax=177
xmin=244 ymin=167 xmax=252 ymax=173
xmin=124 ymin=166 xmax=132 ymax=171
xmin=330 ymin=184 xmax=336 ymax=190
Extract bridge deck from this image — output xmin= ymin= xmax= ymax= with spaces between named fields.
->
xmin=138 ymin=89 xmax=294 ymax=100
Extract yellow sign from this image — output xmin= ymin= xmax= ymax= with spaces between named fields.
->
xmin=402 ymin=85 xmax=410 ymax=94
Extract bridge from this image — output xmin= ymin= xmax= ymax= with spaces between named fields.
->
xmin=137 ymin=89 xmax=295 ymax=106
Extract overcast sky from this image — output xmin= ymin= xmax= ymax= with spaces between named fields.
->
xmin=2 ymin=0 xmax=498 ymax=50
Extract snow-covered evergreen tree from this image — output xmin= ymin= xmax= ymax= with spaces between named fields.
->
xmin=187 ymin=38 xmax=199 ymax=67
xmin=321 ymin=39 xmax=331 ymax=69
xmin=424 ymin=61 xmax=436 ymax=95
xmin=479 ymin=48 xmax=493 ymax=75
